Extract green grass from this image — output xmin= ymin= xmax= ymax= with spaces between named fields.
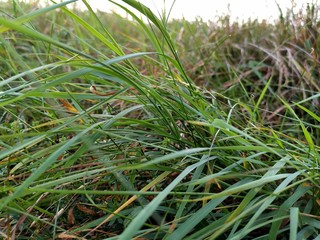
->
xmin=0 ymin=0 xmax=319 ymax=239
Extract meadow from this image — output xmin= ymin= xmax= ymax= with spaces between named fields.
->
xmin=0 ymin=0 xmax=319 ymax=239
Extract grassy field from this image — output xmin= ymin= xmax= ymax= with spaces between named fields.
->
xmin=0 ymin=0 xmax=319 ymax=239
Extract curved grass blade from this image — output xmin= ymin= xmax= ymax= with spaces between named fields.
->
xmin=118 ymin=154 xmax=211 ymax=240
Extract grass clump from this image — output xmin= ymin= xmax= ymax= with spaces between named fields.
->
xmin=0 ymin=0 xmax=319 ymax=239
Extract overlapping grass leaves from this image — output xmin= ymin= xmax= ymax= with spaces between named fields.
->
xmin=0 ymin=0 xmax=319 ymax=239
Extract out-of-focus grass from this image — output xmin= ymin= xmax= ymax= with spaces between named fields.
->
xmin=0 ymin=0 xmax=319 ymax=239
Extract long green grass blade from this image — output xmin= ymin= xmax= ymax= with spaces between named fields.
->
xmin=119 ymin=156 xmax=210 ymax=240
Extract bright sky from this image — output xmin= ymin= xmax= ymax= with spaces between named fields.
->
xmin=74 ymin=0 xmax=318 ymax=22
